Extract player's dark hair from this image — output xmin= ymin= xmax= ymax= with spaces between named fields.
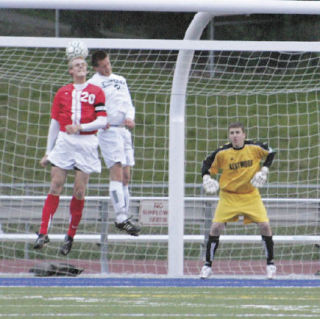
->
xmin=91 ymin=50 xmax=109 ymax=67
xmin=228 ymin=122 xmax=245 ymax=132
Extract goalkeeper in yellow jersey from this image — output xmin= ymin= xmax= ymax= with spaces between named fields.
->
xmin=200 ymin=122 xmax=277 ymax=279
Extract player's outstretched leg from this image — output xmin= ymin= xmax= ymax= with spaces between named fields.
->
xmin=262 ymin=235 xmax=276 ymax=279
xmin=60 ymin=235 xmax=73 ymax=256
xmin=59 ymin=196 xmax=83 ymax=256
xmin=33 ymin=233 xmax=50 ymax=250
xmin=199 ymin=235 xmax=220 ymax=279
xmin=111 ymin=181 xmax=140 ymax=236
xmin=34 ymin=194 xmax=59 ymax=250
xmin=115 ymin=217 xmax=141 ymax=236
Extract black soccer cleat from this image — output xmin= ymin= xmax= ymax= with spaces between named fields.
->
xmin=60 ymin=235 xmax=74 ymax=256
xmin=33 ymin=233 xmax=50 ymax=250
xmin=115 ymin=217 xmax=141 ymax=236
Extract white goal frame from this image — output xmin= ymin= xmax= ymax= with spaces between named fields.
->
xmin=2 ymin=0 xmax=320 ymax=15
xmin=2 ymin=36 xmax=320 ymax=276
xmin=2 ymin=0 xmax=320 ymax=276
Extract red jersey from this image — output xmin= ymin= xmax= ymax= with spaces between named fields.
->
xmin=51 ymin=82 xmax=106 ymax=135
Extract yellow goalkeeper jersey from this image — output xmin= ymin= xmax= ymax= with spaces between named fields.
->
xmin=202 ymin=140 xmax=275 ymax=194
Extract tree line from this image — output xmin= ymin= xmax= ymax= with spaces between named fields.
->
xmin=61 ymin=11 xmax=320 ymax=41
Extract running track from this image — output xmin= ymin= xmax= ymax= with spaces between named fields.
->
xmin=0 ymin=277 xmax=319 ymax=287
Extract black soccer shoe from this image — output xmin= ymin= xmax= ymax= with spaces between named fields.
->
xmin=60 ymin=235 xmax=74 ymax=256
xmin=33 ymin=233 xmax=50 ymax=250
xmin=115 ymin=217 xmax=141 ymax=236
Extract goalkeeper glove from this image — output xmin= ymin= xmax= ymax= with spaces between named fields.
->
xmin=202 ymin=175 xmax=219 ymax=194
xmin=251 ymin=166 xmax=269 ymax=188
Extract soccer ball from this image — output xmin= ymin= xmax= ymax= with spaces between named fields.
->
xmin=65 ymin=40 xmax=88 ymax=60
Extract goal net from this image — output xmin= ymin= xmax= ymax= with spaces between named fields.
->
xmin=0 ymin=38 xmax=319 ymax=277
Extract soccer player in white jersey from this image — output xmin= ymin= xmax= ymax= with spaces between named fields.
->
xmin=33 ymin=56 xmax=107 ymax=255
xmin=88 ymin=50 xmax=140 ymax=236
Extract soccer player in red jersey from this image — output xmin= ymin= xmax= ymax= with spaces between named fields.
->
xmin=33 ymin=56 xmax=107 ymax=256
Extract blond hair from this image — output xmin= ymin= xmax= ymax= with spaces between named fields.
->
xmin=68 ymin=56 xmax=87 ymax=70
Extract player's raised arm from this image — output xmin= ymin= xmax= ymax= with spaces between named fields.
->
xmin=251 ymin=143 xmax=276 ymax=188
xmin=201 ymin=151 xmax=219 ymax=194
xmin=40 ymin=119 xmax=60 ymax=167
xmin=65 ymin=116 xmax=107 ymax=134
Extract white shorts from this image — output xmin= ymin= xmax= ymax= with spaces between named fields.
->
xmin=98 ymin=127 xmax=135 ymax=169
xmin=48 ymin=132 xmax=101 ymax=174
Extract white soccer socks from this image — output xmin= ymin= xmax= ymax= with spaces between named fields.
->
xmin=123 ymin=185 xmax=130 ymax=214
xmin=110 ymin=181 xmax=127 ymax=223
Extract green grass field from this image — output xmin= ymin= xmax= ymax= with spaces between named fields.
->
xmin=0 ymin=286 xmax=320 ymax=318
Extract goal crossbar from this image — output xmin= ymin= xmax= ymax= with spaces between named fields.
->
xmin=2 ymin=36 xmax=320 ymax=52
xmin=2 ymin=0 xmax=320 ymax=16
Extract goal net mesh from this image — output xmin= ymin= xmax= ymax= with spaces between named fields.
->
xmin=0 ymin=44 xmax=319 ymax=276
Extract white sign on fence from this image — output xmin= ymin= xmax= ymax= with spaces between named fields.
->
xmin=139 ymin=199 xmax=168 ymax=226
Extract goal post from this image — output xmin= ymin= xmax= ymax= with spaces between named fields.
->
xmin=168 ymin=12 xmax=213 ymax=276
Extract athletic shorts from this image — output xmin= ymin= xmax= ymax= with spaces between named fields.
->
xmin=98 ymin=127 xmax=135 ymax=169
xmin=213 ymin=189 xmax=269 ymax=224
xmin=48 ymin=132 xmax=101 ymax=174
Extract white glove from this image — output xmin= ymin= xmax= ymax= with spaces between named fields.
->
xmin=251 ymin=166 xmax=269 ymax=188
xmin=202 ymin=175 xmax=219 ymax=194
